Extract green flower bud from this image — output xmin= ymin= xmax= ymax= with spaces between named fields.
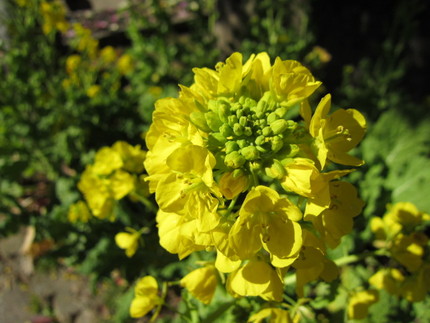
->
xmin=286 ymin=144 xmax=300 ymax=157
xmin=233 ymin=123 xmax=244 ymax=136
xmin=244 ymin=126 xmax=253 ymax=137
xmin=270 ymin=119 xmax=289 ymax=135
xmin=236 ymin=139 xmax=247 ymax=148
xmin=262 ymin=126 xmax=272 ymax=136
xmin=275 ymin=107 xmax=287 ymax=118
xmin=219 ymin=123 xmax=233 ymax=137
xmin=239 ymin=116 xmax=248 ymax=127
xmin=267 ymin=112 xmax=279 ymax=124
xmin=255 ymin=135 xmax=265 ymax=146
xmin=217 ymin=102 xmax=230 ymax=123
xmin=240 ymin=145 xmax=260 ymax=161
xmin=224 ymin=151 xmax=246 ymax=169
xmin=225 ymin=141 xmax=239 ymax=154
xmin=205 ymin=111 xmax=223 ymax=131
xmin=228 ymin=115 xmax=238 ymax=126
xmin=264 ymin=159 xmax=286 ymax=180
xmin=190 ymin=111 xmax=211 ymax=132
xmin=271 ymin=136 xmax=284 ymax=152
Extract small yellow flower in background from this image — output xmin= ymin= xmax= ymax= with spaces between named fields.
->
xmin=86 ymin=84 xmax=101 ymax=98
xmin=39 ymin=0 xmax=69 ymax=35
xmin=66 ymin=55 xmax=82 ymax=75
xmin=369 ymin=202 xmax=430 ymax=302
xmin=248 ymin=307 xmax=293 ymax=323
xmin=76 ymin=141 xmax=148 ymax=221
xmin=100 ymin=46 xmax=117 ymax=64
xmin=130 ymin=276 xmax=162 ymax=318
xmin=67 ymin=200 xmax=91 ymax=223
xmin=180 ymin=265 xmax=218 ymax=304
xmin=117 ymin=54 xmax=134 ymax=75
xmin=72 ymin=23 xmax=99 ymax=58
xmin=115 ymin=228 xmax=141 ymax=257
xmin=347 ymin=290 xmax=379 ymax=320
xmin=112 ymin=141 xmax=146 ymax=173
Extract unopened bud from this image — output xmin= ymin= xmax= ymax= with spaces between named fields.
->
xmin=233 ymin=123 xmax=244 ymax=136
xmin=219 ymin=123 xmax=233 ymax=137
xmin=265 ymin=159 xmax=286 ymax=179
xmin=225 ymin=141 xmax=239 ymax=154
xmin=270 ymin=119 xmax=289 ymax=135
xmin=271 ymin=136 xmax=284 ymax=152
xmin=224 ymin=151 xmax=246 ymax=169
xmin=240 ymin=145 xmax=260 ymax=161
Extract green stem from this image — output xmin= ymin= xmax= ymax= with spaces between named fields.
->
xmin=129 ymin=191 xmax=158 ymax=214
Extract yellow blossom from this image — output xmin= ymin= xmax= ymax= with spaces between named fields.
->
xmin=347 ymin=290 xmax=379 ymax=320
xmin=227 ymin=260 xmax=283 ymax=301
xmin=180 ymin=265 xmax=218 ymax=304
xmin=67 ymin=200 xmax=91 ymax=223
xmin=229 ymin=186 xmax=302 ymax=266
xmin=305 ymin=94 xmax=366 ymax=169
xmin=115 ymin=228 xmax=141 ymax=257
xmin=248 ymin=307 xmax=293 ymax=323
xmin=86 ymin=84 xmax=101 ymax=98
xmin=117 ymin=54 xmax=134 ymax=75
xmin=130 ymin=276 xmax=162 ymax=318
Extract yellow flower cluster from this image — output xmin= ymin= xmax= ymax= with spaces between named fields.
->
xmin=68 ymin=141 xmax=147 ymax=222
xmin=39 ymin=0 xmax=69 ymax=35
xmin=143 ymin=52 xmax=366 ymax=308
xmin=370 ymin=202 xmax=430 ymax=302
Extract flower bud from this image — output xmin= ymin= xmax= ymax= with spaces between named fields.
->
xmin=233 ymin=123 xmax=244 ymax=136
xmin=225 ymin=141 xmax=239 ymax=154
xmin=219 ymin=171 xmax=249 ymax=199
xmin=264 ymin=159 xmax=286 ymax=179
xmin=270 ymin=119 xmax=289 ymax=135
xmin=219 ymin=123 xmax=233 ymax=137
xmin=224 ymin=151 xmax=246 ymax=168
xmin=240 ymin=145 xmax=260 ymax=161
xmin=271 ymin=136 xmax=284 ymax=152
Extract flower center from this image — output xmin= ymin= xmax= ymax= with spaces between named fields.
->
xmin=190 ymin=92 xmax=307 ymax=176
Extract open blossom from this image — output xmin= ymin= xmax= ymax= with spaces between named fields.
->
xmin=144 ymin=52 xmax=365 ymax=302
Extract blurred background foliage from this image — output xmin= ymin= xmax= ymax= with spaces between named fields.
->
xmin=0 ymin=0 xmax=429 ymax=321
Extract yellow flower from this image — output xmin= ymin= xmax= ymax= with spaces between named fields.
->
xmin=156 ymin=210 xmax=212 ymax=259
xmin=40 ymin=1 xmax=69 ymax=35
xmin=100 ymin=46 xmax=117 ymax=64
xmin=67 ymin=200 xmax=91 ymax=223
xmin=219 ymin=170 xmax=249 ymax=199
xmin=130 ymin=276 xmax=162 ymax=318
xmin=347 ymin=290 xmax=379 ymax=320
xmin=93 ymin=146 xmax=123 ymax=175
xmin=229 ymin=186 xmax=302 ymax=266
xmin=369 ymin=268 xmax=404 ymax=296
xmin=180 ymin=265 xmax=218 ymax=304
xmin=305 ymin=94 xmax=366 ymax=169
xmin=227 ymin=260 xmax=283 ymax=301
xmin=115 ymin=228 xmax=141 ymax=257
xmin=112 ymin=141 xmax=146 ymax=173
xmin=66 ymin=55 xmax=82 ymax=74
xmin=293 ymin=230 xmax=338 ymax=297
xmin=305 ymin=181 xmax=364 ymax=248
xmin=86 ymin=84 xmax=101 ymax=98
xmin=153 ymin=144 xmax=221 ymax=232
xmin=117 ymin=54 xmax=134 ymax=75
xmin=248 ymin=307 xmax=293 ymax=323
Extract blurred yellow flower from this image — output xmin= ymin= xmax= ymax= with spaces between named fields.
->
xmin=67 ymin=200 xmax=91 ymax=223
xmin=248 ymin=307 xmax=293 ymax=323
xmin=117 ymin=54 xmax=134 ymax=75
xmin=130 ymin=276 xmax=162 ymax=318
xmin=347 ymin=290 xmax=379 ymax=320
xmin=115 ymin=228 xmax=141 ymax=257
xmin=180 ymin=265 xmax=218 ymax=304
xmin=86 ymin=84 xmax=101 ymax=98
